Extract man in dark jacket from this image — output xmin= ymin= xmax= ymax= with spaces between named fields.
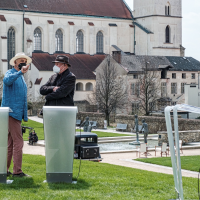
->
xmin=40 ymin=55 xmax=76 ymax=106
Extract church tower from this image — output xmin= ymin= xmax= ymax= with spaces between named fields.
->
xmin=133 ymin=0 xmax=183 ymax=56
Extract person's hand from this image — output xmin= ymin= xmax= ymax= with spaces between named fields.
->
xmin=21 ymin=65 xmax=29 ymax=74
xmin=53 ymin=86 xmax=60 ymax=92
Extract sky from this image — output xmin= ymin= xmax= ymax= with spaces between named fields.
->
xmin=125 ymin=0 xmax=200 ymax=61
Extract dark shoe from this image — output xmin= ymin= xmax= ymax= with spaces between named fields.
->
xmin=12 ymin=172 xmax=32 ymax=178
xmin=7 ymin=171 xmax=12 ymax=177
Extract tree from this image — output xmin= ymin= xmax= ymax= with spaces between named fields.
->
xmin=88 ymin=55 xmax=128 ymax=125
xmin=136 ymin=61 xmax=161 ymax=115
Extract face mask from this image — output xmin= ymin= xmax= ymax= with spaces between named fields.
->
xmin=53 ymin=65 xmax=60 ymax=73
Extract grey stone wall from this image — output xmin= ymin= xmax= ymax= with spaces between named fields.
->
xmin=158 ymin=130 xmax=200 ymax=145
xmin=115 ymin=115 xmax=200 ymax=134
xmin=37 ymin=109 xmax=200 ymax=133
xmin=77 ymin=112 xmax=105 ymax=128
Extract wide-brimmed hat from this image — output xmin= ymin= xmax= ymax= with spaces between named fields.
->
xmin=52 ymin=55 xmax=71 ymax=67
xmin=10 ymin=52 xmax=32 ymax=66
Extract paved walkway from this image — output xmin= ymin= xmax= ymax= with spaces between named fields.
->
xmin=25 ymin=116 xmax=200 ymax=178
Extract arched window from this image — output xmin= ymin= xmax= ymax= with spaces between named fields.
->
xmin=166 ymin=26 xmax=170 ymax=43
xmin=76 ymin=82 xmax=83 ymax=91
xmin=96 ymin=31 xmax=104 ymax=53
xmin=76 ymin=30 xmax=84 ymax=53
xmin=7 ymin=27 xmax=15 ymax=69
xmin=34 ymin=28 xmax=42 ymax=51
xmin=86 ymin=83 xmax=93 ymax=91
xmin=55 ymin=29 xmax=63 ymax=52
xmin=165 ymin=4 xmax=170 ymax=15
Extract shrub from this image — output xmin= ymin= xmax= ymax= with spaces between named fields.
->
xmin=28 ymin=101 xmax=33 ymax=110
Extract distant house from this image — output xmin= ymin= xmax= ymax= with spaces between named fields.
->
xmin=96 ymin=51 xmax=200 ymax=115
xmin=30 ymin=52 xmax=105 ymax=104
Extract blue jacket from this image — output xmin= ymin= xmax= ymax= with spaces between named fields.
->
xmin=1 ymin=68 xmax=28 ymax=121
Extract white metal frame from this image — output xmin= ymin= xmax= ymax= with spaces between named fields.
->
xmin=165 ymin=104 xmax=200 ymax=200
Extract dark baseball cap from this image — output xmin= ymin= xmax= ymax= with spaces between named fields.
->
xmin=52 ymin=55 xmax=71 ymax=67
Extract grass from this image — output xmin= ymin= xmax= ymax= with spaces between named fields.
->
xmin=22 ymin=120 xmax=133 ymax=141
xmin=136 ymin=156 xmax=200 ymax=172
xmin=0 ymin=154 xmax=198 ymax=199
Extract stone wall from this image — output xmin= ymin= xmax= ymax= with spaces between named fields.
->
xmin=114 ymin=115 xmax=200 ymax=134
xmin=77 ymin=112 xmax=105 ymax=128
xmin=158 ymin=130 xmax=200 ymax=145
xmin=38 ymin=110 xmax=200 ymax=134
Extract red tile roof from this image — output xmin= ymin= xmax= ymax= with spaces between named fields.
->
xmin=68 ymin=22 xmax=75 ymax=25
xmin=47 ymin=20 xmax=54 ymax=24
xmin=24 ymin=18 xmax=32 ymax=24
xmin=32 ymin=53 xmax=106 ymax=79
xmin=0 ymin=0 xmax=132 ymax=19
xmin=88 ymin=22 xmax=94 ymax=26
xmin=35 ymin=78 xmax=43 ymax=85
xmin=0 ymin=15 xmax=6 ymax=21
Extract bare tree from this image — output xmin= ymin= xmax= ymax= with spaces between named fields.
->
xmin=136 ymin=62 xmax=161 ymax=115
xmin=88 ymin=55 xmax=128 ymax=125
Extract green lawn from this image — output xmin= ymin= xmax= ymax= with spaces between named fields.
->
xmin=136 ymin=156 xmax=200 ymax=172
xmin=22 ymin=120 xmax=132 ymax=141
xmin=0 ymin=154 xmax=198 ymax=199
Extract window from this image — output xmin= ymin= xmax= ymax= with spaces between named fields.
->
xmin=34 ymin=28 xmax=42 ymax=51
xmin=76 ymin=30 xmax=84 ymax=53
xmin=171 ymin=102 xmax=177 ymax=106
xmin=165 ymin=4 xmax=170 ymax=15
xmin=171 ymin=83 xmax=177 ymax=94
xmin=7 ymin=27 xmax=15 ymax=69
xmin=149 ymin=102 xmax=156 ymax=112
xmin=181 ymin=83 xmax=186 ymax=94
xmin=136 ymin=83 xmax=140 ymax=97
xmin=55 ymin=29 xmax=63 ymax=52
xmin=29 ymin=81 xmax=33 ymax=88
xmin=76 ymin=83 xmax=83 ymax=91
xmin=161 ymin=82 xmax=167 ymax=97
xmin=191 ymin=73 xmax=195 ymax=79
xmin=161 ymin=69 xmax=167 ymax=79
xmin=96 ymin=31 xmax=103 ymax=53
xmin=133 ymin=74 xmax=138 ymax=79
xmin=132 ymin=102 xmax=139 ymax=115
xmin=166 ymin=26 xmax=170 ymax=43
xmin=131 ymin=83 xmax=135 ymax=95
xmin=86 ymin=83 xmax=93 ymax=91
xmin=182 ymin=73 xmax=186 ymax=79
xmin=172 ymin=73 xmax=176 ymax=79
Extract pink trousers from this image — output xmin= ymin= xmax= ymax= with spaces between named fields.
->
xmin=7 ymin=116 xmax=24 ymax=174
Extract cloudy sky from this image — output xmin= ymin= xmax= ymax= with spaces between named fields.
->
xmin=125 ymin=0 xmax=200 ymax=61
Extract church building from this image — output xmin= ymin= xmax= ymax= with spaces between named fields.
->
xmin=0 ymin=0 xmax=184 ymax=103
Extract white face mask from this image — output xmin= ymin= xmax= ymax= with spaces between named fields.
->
xmin=53 ymin=65 xmax=60 ymax=73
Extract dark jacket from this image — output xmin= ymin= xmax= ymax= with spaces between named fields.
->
xmin=40 ymin=69 xmax=76 ymax=106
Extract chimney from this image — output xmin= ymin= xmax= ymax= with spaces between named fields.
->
xmin=112 ymin=51 xmax=121 ymax=64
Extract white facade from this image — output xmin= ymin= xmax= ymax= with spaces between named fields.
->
xmin=0 ymin=10 xmax=134 ymax=65
xmin=185 ymin=84 xmax=200 ymax=119
xmin=0 ymin=0 xmax=185 ymax=103
xmin=133 ymin=0 xmax=182 ymax=56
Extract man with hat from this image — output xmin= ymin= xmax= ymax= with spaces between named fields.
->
xmin=40 ymin=55 xmax=76 ymax=107
xmin=1 ymin=52 xmax=31 ymax=177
